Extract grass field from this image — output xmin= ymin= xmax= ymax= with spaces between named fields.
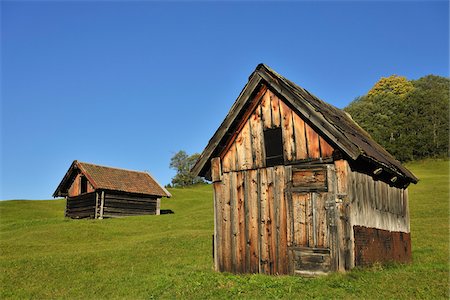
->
xmin=1 ymin=159 xmax=448 ymax=299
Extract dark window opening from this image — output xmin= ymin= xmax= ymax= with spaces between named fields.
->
xmin=80 ymin=176 xmax=88 ymax=194
xmin=264 ymin=127 xmax=284 ymax=167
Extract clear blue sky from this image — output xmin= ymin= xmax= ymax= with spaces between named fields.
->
xmin=1 ymin=1 xmax=448 ymax=200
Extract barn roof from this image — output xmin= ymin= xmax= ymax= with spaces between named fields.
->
xmin=192 ymin=64 xmax=418 ymax=184
xmin=53 ymin=161 xmax=171 ymax=198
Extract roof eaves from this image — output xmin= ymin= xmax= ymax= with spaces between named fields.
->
xmin=145 ymin=172 xmax=172 ymax=198
xmin=191 ymin=70 xmax=264 ymax=177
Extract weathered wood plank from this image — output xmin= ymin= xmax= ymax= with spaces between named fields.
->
xmin=211 ymin=157 xmax=222 ymax=183
xmin=293 ymin=193 xmax=309 ymax=247
xmin=230 ymin=172 xmax=239 ymax=273
xmin=280 ymin=100 xmax=295 ymax=162
xmin=267 ymin=168 xmax=278 ymax=274
xmin=292 ymin=168 xmax=327 ymax=190
xmin=285 ymin=166 xmax=293 ymax=248
xmin=243 ymin=171 xmax=250 ymax=273
xmin=261 ymin=90 xmax=272 ymax=129
xmin=213 ymin=181 xmax=223 ymax=271
xmin=235 ymin=122 xmax=253 ymax=170
xmin=305 ymin=123 xmax=320 ymax=159
xmin=292 ymin=113 xmax=308 ymax=160
xmin=316 ymin=193 xmax=327 ymax=248
xmin=236 ymin=171 xmax=246 ymax=273
xmin=259 ymin=168 xmax=270 ymax=274
xmin=269 ymin=90 xmax=281 ymax=128
xmin=248 ymin=170 xmax=259 ymax=273
xmin=319 ymin=137 xmax=334 ymax=157
xmin=275 ymin=166 xmax=287 ymax=274
xmin=249 ymin=105 xmax=265 ymax=169
xmin=222 ymin=173 xmax=232 ymax=272
xmin=334 ymin=160 xmax=348 ymax=195
xmin=307 ymin=193 xmax=314 ymax=247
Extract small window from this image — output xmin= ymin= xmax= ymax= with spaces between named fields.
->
xmin=80 ymin=176 xmax=88 ymax=194
xmin=264 ymin=127 xmax=284 ymax=167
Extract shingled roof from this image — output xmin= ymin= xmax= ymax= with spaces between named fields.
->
xmin=192 ymin=64 xmax=418 ymax=185
xmin=53 ymin=161 xmax=171 ymax=198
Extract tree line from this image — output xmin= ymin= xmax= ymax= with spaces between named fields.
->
xmin=344 ymin=74 xmax=449 ymax=162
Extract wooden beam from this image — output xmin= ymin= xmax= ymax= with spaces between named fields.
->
xmin=373 ymin=168 xmax=383 ymax=175
xmin=99 ymin=191 xmax=105 ymax=219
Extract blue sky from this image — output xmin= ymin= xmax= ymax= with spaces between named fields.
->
xmin=1 ymin=1 xmax=448 ymax=200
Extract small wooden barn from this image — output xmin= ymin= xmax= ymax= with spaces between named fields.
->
xmin=53 ymin=160 xmax=171 ymax=219
xmin=192 ymin=64 xmax=418 ymax=276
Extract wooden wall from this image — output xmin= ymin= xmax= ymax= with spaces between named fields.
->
xmin=102 ymin=192 xmax=159 ymax=218
xmin=221 ymin=88 xmax=334 ymax=173
xmin=66 ymin=192 xmax=96 ymax=219
xmin=214 ymin=166 xmax=289 ymax=274
xmin=334 ymin=160 xmax=411 ymax=269
xmin=68 ymin=173 xmax=95 ymax=197
xmin=66 ymin=191 xmax=159 ymax=219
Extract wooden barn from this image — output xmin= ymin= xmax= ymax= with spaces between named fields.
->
xmin=192 ymin=64 xmax=418 ymax=276
xmin=53 ymin=160 xmax=171 ymax=219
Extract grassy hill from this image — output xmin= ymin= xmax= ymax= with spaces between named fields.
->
xmin=1 ymin=159 xmax=448 ymax=299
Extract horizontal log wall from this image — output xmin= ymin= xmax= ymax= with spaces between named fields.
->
xmin=102 ymin=192 xmax=159 ymax=218
xmin=221 ymin=88 xmax=334 ymax=173
xmin=214 ymin=166 xmax=288 ymax=275
xmin=66 ymin=192 xmax=96 ymax=219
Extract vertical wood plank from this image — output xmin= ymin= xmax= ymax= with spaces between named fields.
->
xmin=259 ymin=168 xmax=270 ymax=274
xmin=249 ymin=107 xmax=265 ymax=169
xmin=275 ymin=166 xmax=287 ymax=274
xmin=316 ymin=193 xmax=327 ymax=248
xmin=269 ymin=90 xmax=281 ymax=128
xmin=248 ymin=170 xmax=259 ymax=273
xmin=319 ymin=137 xmax=334 ymax=157
xmin=222 ymin=173 xmax=232 ymax=272
xmin=211 ymin=157 xmax=222 ymax=183
xmin=307 ymin=193 xmax=314 ymax=247
xmin=305 ymin=123 xmax=320 ymax=158
xmin=243 ymin=171 xmax=250 ymax=273
xmin=236 ymin=172 xmax=245 ymax=273
xmin=222 ymin=143 xmax=236 ymax=173
xmin=235 ymin=122 xmax=253 ymax=170
xmin=267 ymin=168 xmax=276 ymax=274
xmin=335 ymin=160 xmax=348 ymax=195
xmin=293 ymin=193 xmax=309 ymax=246
xmin=213 ymin=182 xmax=222 ymax=271
xmin=261 ymin=90 xmax=272 ymax=129
xmin=280 ymin=100 xmax=295 ymax=162
xmin=292 ymin=114 xmax=308 ymax=160
xmin=230 ymin=172 xmax=238 ymax=273
xmin=285 ymin=166 xmax=293 ymax=246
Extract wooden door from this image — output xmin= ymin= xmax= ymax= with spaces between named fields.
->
xmin=288 ymin=165 xmax=337 ymax=275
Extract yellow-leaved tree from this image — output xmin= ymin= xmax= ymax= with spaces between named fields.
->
xmin=367 ymin=75 xmax=414 ymax=99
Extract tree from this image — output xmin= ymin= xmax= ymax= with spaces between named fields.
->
xmin=367 ymin=75 xmax=414 ymax=99
xmin=345 ymin=74 xmax=449 ymax=162
xmin=169 ymin=150 xmax=205 ymax=187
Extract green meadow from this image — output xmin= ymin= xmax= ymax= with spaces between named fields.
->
xmin=1 ymin=159 xmax=448 ymax=299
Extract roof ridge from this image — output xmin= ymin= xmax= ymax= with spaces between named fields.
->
xmin=77 ymin=161 xmax=150 ymax=175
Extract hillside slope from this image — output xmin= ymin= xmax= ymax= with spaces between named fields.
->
xmin=1 ymin=160 xmax=448 ymax=299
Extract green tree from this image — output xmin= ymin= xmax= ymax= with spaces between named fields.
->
xmin=170 ymin=151 xmax=205 ymax=187
xmin=345 ymin=74 xmax=449 ymax=162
